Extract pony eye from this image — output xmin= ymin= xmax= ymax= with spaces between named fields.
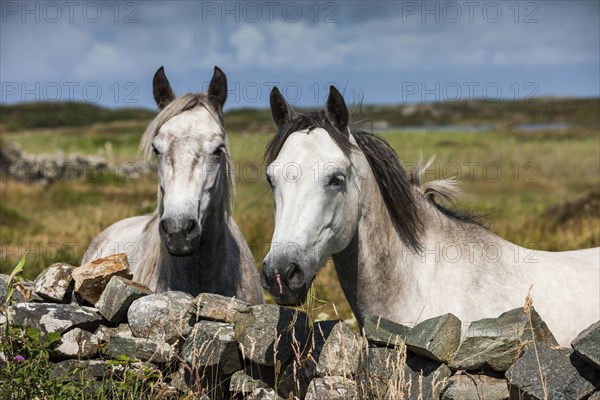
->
xmin=152 ymin=144 xmax=160 ymax=156
xmin=329 ymin=175 xmax=345 ymax=187
xmin=212 ymin=145 xmax=225 ymax=156
xmin=265 ymin=174 xmax=273 ymax=187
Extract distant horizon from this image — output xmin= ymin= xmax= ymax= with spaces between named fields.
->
xmin=2 ymin=94 xmax=599 ymax=114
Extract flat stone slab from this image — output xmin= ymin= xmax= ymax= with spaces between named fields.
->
xmin=571 ymin=320 xmax=600 ymax=370
xmin=405 ymin=313 xmax=461 ymax=364
xmin=96 ymin=276 xmax=152 ymax=323
xmin=52 ymin=327 xmax=100 ymax=359
xmin=451 ymin=307 xmax=558 ymax=372
xmin=72 ymin=253 xmax=132 ymax=305
xmin=190 ymin=292 xmax=250 ymax=323
xmin=362 ymin=315 xmax=409 ymax=348
xmin=104 ymin=336 xmax=172 ymax=363
xmin=128 ymin=291 xmax=194 ymax=344
xmin=8 ymin=303 xmax=103 ymax=336
xmin=234 ymin=304 xmax=308 ymax=366
xmin=180 ymin=321 xmax=241 ymax=375
xmin=305 ymin=376 xmax=357 ymax=399
xmin=33 ymin=263 xmax=75 ymax=303
xmin=441 ymin=373 xmax=509 ymax=400
xmin=506 ymin=342 xmax=600 ymax=400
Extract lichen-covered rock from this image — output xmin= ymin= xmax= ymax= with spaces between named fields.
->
xmin=128 ymin=291 xmax=194 ymax=344
xmin=190 ymin=292 xmax=250 ymax=323
xmin=450 ymin=307 xmax=558 ymax=372
xmin=405 ymin=313 xmax=461 ymax=364
xmin=104 ymin=336 xmax=172 ymax=363
xmin=234 ymin=304 xmax=308 ymax=366
xmin=357 ymin=348 xmax=450 ymax=399
xmin=93 ymin=323 xmax=133 ymax=342
xmin=305 ymin=376 xmax=357 ymax=399
xmin=8 ymin=303 xmax=103 ymax=336
xmin=96 ymin=276 xmax=151 ymax=323
xmin=72 ymin=254 xmax=132 ymax=305
xmin=362 ymin=315 xmax=409 ymax=348
xmin=441 ymin=373 xmax=509 ymax=400
xmin=52 ymin=327 xmax=100 ymax=359
xmin=33 ymin=263 xmax=75 ymax=303
xmin=180 ymin=321 xmax=241 ymax=375
xmin=230 ymin=366 xmax=276 ymax=395
xmin=506 ymin=342 xmax=600 ymax=400
xmin=308 ymin=320 xmax=364 ymax=377
xmin=1 ymin=274 xmax=36 ymax=303
xmin=571 ymin=320 xmax=600 ymax=370
xmin=357 ymin=347 xmax=403 ymax=398
xmin=52 ymin=359 xmax=112 ymax=382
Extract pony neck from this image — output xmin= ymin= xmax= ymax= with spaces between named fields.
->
xmin=332 ymin=152 xmax=418 ymax=324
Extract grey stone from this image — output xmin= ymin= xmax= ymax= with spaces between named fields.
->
xmin=128 ymin=291 xmax=194 ymax=344
xmin=243 ymin=388 xmax=284 ymax=400
xmin=0 ymin=274 xmax=36 ymax=304
xmin=305 ymin=376 xmax=357 ymax=399
xmin=572 ymin=320 xmax=600 ymax=370
xmin=104 ymin=335 xmax=172 ymax=363
xmin=307 ymin=320 xmax=364 ymax=377
xmin=33 ymin=263 xmax=75 ymax=303
xmin=441 ymin=374 xmax=509 ymax=400
xmin=93 ymin=323 xmax=133 ymax=342
xmin=357 ymin=348 xmax=450 ymax=399
xmin=52 ymin=359 xmax=112 ymax=382
xmin=96 ymin=276 xmax=152 ymax=323
xmin=506 ymin=342 xmax=600 ymax=400
xmin=51 ymin=327 xmax=100 ymax=359
xmin=8 ymin=302 xmax=103 ymax=337
xmin=451 ymin=307 xmax=558 ymax=372
xmin=190 ymin=292 xmax=250 ymax=323
xmin=357 ymin=347 xmax=403 ymax=398
xmin=234 ymin=304 xmax=308 ymax=366
xmin=362 ymin=315 xmax=410 ymax=348
xmin=405 ymin=313 xmax=461 ymax=364
xmin=230 ymin=366 xmax=276 ymax=394
xmin=402 ymin=355 xmax=452 ymax=400
xmin=590 ymin=391 xmax=600 ymax=400
xmin=72 ymin=253 xmax=132 ymax=305
xmin=180 ymin=321 xmax=241 ymax=375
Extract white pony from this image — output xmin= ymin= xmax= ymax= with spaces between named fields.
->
xmin=84 ymin=67 xmax=264 ymax=304
xmin=260 ymin=86 xmax=599 ymax=345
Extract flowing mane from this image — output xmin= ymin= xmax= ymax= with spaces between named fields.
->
xmin=140 ymin=92 xmax=234 ymax=214
xmin=264 ymin=111 xmax=484 ymax=252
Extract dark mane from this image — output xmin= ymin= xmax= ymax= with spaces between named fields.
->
xmin=264 ymin=111 xmax=355 ymax=165
xmin=264 ymin=112 xmax=485 ymax=253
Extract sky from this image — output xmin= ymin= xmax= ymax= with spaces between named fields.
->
xmin=1 ymin=0 xmax=599 ymax=110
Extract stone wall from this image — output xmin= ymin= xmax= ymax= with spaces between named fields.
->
xmin=1 ymin=254 xmax=599 ymax=399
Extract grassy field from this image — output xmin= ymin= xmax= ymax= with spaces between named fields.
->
xmin=1 ymin=100 xmax=599 ymax=322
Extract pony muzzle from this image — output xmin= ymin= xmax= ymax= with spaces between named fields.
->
xmin=159 ymin=216 xmax=201 ymax=256
xmin=260 ymin=260 xmax=308 ymax=305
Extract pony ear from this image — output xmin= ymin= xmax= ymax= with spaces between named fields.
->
xmin=153 ymin=66 xmax=176 ymax=110
xmin=270 ymin=87 xmax=296 ymax=128
xmin=208 ymin=66 xmax=227 ymax=114
xmin=325 ymin=86 xmax=349 ymax=133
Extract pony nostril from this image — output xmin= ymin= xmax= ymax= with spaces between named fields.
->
xmin=159 ymin=219 xmax=170 ymax=235
xmin=285 ymin=263 xmax=304 ymax=286
xmin=185 ymin=219 xmax=199 ymax=236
